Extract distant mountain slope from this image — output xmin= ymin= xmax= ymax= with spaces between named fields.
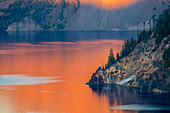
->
xmin=65 ymin=0 xmax=169 ymax=31
xmin=0 ymin=0 xmax=80 ymax=31
xmin=0 ymin=0 xmax=169 ymax=31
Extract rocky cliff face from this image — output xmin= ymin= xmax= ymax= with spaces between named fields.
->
xmin=87 ymin=35 xmax=170 ymax=93
xmin=0 ymin=0 xmax=79 ymax=31
xmin=65 ymin=0 xmax=169 ymax=31
xmin=6 ymin=17 xmax=43 ymax=31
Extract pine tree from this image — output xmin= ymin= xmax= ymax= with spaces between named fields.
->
xmin=107 ymin=48 xmax=115 ymax=67
xmin=116 ymin=53 xmax=120 ymax=61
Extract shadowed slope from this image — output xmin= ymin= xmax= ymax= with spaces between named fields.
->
xmin=65 ymin=0 xmax=169 ymax=31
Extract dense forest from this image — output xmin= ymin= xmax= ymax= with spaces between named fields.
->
xmin=104 ymin=8 xmax=170 ymax=69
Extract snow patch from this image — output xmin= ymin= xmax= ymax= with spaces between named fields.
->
xmin=118 ymin=74 xmax=136 ymax=85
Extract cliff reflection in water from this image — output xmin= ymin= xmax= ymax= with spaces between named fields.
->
xmin=89 ymin=85 xmax=170 ymax=108
xmin=89 ymin=85 xmax=139 ymax=106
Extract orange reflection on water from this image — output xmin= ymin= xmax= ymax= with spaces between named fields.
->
xmin=0 ymin=40 xmax=123 ymax=76
xmin=0 ymin=40 xmax=125 ymax=113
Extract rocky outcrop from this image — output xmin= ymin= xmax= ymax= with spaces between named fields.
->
xmin=87 ymin=36 xmax=170 ymax=93
xmin=87 ymin=67 xmax=107 ymax=85
xmin=0 ymin=0 xmax=16 ymax=10
xmin=6 ymin=17 xmax=43 ymax=31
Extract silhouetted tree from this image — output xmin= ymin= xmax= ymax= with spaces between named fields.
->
xmin=107 ymin=48 xmax=115 ymax=67
xmin=104 ymin=48 xmax=116 ymax=69
xmin=116 ymin=53 xmax=120 ymax=61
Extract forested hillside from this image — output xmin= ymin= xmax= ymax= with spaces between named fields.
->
xmin=87 ymin=8 xmax=170 ymax=93
xmin=0 ymin=0 xmax=79 ymax=31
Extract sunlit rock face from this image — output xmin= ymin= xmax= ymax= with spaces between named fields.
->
xmin=65 ymin=0 xmax=169 ymax=31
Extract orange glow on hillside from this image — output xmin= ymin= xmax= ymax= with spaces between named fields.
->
xmin=43 ymin=0 xmax=138 ymax=10
xmin=80 ymin=0 xmax=138 ymax=10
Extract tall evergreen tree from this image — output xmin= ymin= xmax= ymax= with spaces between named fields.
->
xmin=116 ymin=53 xmax=120 ymax=61
xmin=107 ymin=48 xmax=115 ymax=68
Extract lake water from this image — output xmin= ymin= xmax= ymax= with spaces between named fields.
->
xmin=0 ymin=31 xmax=169 ymax=113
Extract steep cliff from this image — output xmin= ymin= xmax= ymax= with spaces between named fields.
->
xmin=65 ymin=0 xmax=169 ymax=31
xmin=0 ymin=0 xmax=79 ymax=31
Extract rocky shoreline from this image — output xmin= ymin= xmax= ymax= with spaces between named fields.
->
xmin=87 ymin=36 xmax=170 ymax=93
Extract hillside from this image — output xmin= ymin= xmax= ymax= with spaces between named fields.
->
xmin=87 ymin=36 xmax=170 ymax=92
xmin=65 ymin=0 xmax=169 ymax=31
xmin=87 ymin=9 xmax=170 ymax=93
xmin=0 ymin=0 xmax=80 ymax=31
xmin=0 ymin=0 xmax=169 ymax=31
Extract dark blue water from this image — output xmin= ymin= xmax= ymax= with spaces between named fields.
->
xmin=0 ymin=31 xmax=137 ymax=43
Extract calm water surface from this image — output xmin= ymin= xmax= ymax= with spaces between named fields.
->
xmin=0 ymin=31 xmax=169 ymax=113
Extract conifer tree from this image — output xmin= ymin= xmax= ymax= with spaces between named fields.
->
xmin=116 ymin=53 xmax=120 ymax=61
xmin=107 ymin=48 xmax=115 ymax=68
